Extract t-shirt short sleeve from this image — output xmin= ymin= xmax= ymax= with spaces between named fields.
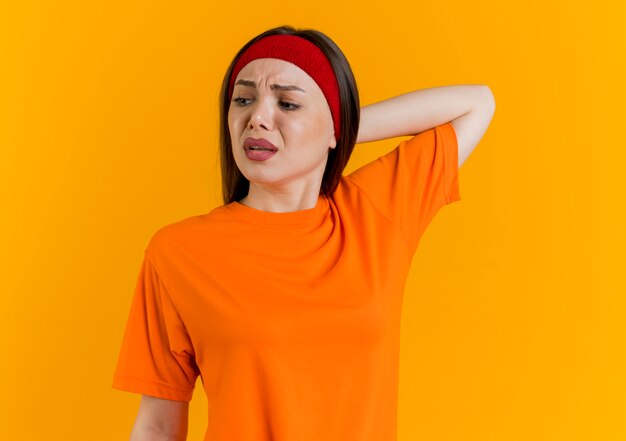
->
xmin=112 ymin=252 xmax=200 ymax=401
xmin=346 ymin=122 xmax=461 ymax=255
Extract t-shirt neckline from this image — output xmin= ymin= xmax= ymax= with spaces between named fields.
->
xmin=225 ymin=194 xmax=329 ymax=228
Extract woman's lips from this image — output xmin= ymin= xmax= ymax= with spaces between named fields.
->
xmin=243 ymin=138 xmax=278 ymax=161
xmin=244 ymin=137 xmax=278 ymax=151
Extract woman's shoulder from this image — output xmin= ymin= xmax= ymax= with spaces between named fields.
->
xmin=146 ymin=205 xmax=233 ymax=254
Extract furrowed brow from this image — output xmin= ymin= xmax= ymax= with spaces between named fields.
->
xmin=235 ymin=79 xmax=257 ymax=88
xmin=234 ymin=79 xmax=305 ymax=93
xmin=271 ymin=84 xmax=306 ymax=93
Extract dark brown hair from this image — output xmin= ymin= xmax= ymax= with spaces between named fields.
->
xmin=218 ymin=25 xmax=360 ymax=205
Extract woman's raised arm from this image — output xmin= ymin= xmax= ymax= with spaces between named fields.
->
xmin=357 ymin=84 xmax=496 ymax=167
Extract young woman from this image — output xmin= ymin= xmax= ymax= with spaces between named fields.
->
xmin=112 ymin=25 xmax=495 ymax=441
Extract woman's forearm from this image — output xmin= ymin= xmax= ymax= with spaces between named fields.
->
xmin=356 ymin=84 xmax=493 ymax=143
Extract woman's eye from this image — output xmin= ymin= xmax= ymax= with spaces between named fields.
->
xmin=232 ymin=97 xmax=252 ymax=105
xmin=280 ymin=101 xmax=300 ymax=111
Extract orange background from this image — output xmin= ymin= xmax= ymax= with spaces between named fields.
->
xmin=1 ymin=1 xmax=624 ymax=440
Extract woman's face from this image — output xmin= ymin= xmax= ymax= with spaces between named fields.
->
xmin=228 ymin=58 xmax=337 ymax=194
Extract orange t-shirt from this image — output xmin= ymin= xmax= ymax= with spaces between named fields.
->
xmin=112 ymin=122 xmax=460 ymax=441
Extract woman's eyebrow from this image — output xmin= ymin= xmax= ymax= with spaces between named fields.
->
xmin=272 ymin=84 xmax=306 ymax=93
xmin=235 ymin=79 xmax=306 ymax=92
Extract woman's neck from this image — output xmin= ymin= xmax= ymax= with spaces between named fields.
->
xmin=240 ymin=183 xmax=322 ymax=213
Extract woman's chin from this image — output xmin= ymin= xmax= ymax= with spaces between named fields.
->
xmin=241 ymin=172 xmax=284 ymax=187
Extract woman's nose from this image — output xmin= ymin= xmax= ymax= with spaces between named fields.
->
xmin=248 ymin=97 xmax=274 ymax=131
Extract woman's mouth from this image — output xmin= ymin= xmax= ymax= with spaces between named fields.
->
xmin=243 ymin=138 xmax=278 ymax=161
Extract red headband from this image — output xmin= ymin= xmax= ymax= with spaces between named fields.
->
xmin=228 ymin=34 xmax=341 ymax=137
